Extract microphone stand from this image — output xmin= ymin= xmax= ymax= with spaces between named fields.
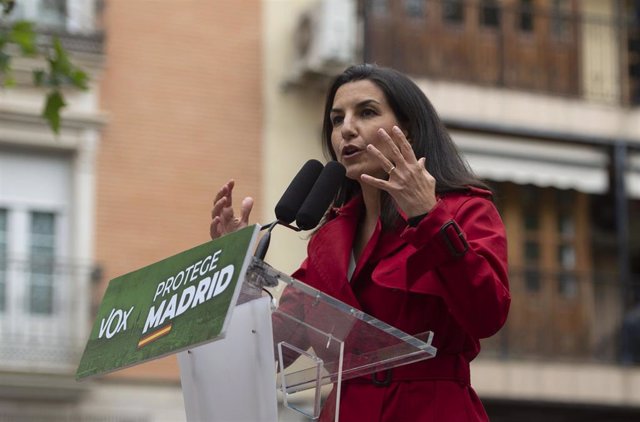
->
xmin=254 ymin=221 xmax=302 ymax=261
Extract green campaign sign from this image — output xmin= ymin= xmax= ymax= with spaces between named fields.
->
xmin=76 ymin=225 xmax=260 ymax=379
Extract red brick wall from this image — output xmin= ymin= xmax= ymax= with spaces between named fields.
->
xmin=97 ymin=0 xmax=262 ymax=381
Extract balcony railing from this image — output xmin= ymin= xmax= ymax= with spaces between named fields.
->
xmin=4 ymin=261 xmax=638 ymax=370
xmin=363 ymin=0 xmax=640 ymax=105
xmin=480 ymin=268 xmax=640 ymax=366
xmin=38 ymin=28 xmax=105 ymax=55
xmin=0 ymin=258 xmax=92 ymax=373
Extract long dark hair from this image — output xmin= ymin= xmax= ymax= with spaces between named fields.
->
xmin=322 ymin=64 xmax=489 ymax=229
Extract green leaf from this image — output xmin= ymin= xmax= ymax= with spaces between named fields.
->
xmin=44 ymin=37 xmax=90 ymax=91
xmin=0 ymin=50 xmax=10 ymax=73
xmin=70 ymin=69 xmax=88 ymax=89
xmin=3 ymin=74 xmax=15 ymax=87
xmin=45 ymin=58 xmax=61 ymax=87
xmin=42 ymin=90 xmax=66 ymax=134
xmin=52 ymin=37 xmax=72 ymax=72
xmin=0 ymin=69 xmax=12 ymax=86
xmin=33 ymin=69 xmax=46 ymax=86
xmin=10 ymin=20 xmax=36 ymax=55
xmin=0 ymin=27 xmax=89 ymax=135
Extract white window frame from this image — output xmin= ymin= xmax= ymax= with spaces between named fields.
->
xmin=9 ymin=0 xmax=97 ymax=33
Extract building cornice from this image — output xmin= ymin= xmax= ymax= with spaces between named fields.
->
xmin=0 ymin=106 xmax=106 ymax=129
xmin=0 ymin=106 xmax=106 ymax=150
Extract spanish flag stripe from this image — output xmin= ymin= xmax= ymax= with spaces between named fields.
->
xmin=138 ymin=324 xmax=172 ymax=348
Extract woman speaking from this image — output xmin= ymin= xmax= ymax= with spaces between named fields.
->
xmin=210 ymin=64 xmax=510 ymax=422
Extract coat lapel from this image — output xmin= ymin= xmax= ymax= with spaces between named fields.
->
xmin=307 ymin=196 xmax=362 ymax=308
xmin=370 ymin=226 xmax=407 ymax=261
xmin=306 ymin=196 xmax=419 ymax=307
xmin=366 ymin=199 xmax=425 ymax=262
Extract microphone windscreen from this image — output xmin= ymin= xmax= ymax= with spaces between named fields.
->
xmin=275 ymin=159 xmax=324 ymax=224
xmin=296 ymin=161 xmax=346 ymax=230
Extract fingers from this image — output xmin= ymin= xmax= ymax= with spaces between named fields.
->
xmin=221 ymin=205 xmax=234 ymax=222
xmin=226 ymin=180 xmax=234 ymax=209
xmin=213 ymin=179 xmax=234 ymax=205
xmin=366 ymin=144 xmax=394 ymax=173
xmin=361 ymin=154 xmax=437 ymax=216
xmin=211 ymin=196 xmax=228 ymax=220
xmin=240 ymin=197 xmax=254 ymax=225
xmin=360 ymin=173 xmax=389 ymax=190
xmin=211 ymin=180 xmax=234 ymax=219
xmin=376 ymin=128 xmax=404 ymax=166
xmin=210 ymin=181 xmax=253 ymax=240
xmin=364 ymin=126 xmax=419 ymax=181
xmin=211 ymin=180 xmax=233 ymax=240
xmin=360 ymin=124 xmax=436 ymax=217
xmin=376 ymin=126 xmax=418 ymax=167
xmin=210 ymin=216 xmax=221 ymax=240
xmin=391 ymin=126 xmax=418 ymax=164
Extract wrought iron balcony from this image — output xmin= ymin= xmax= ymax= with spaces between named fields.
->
xmin=481 ymin=267 xmax=640 ymax=366
xmin=363 ymin=0 xmax=640 ymax=106
xmin=0 ymin=257 xmax=93 ymax=373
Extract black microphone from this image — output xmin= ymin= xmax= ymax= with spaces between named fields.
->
xmin=274 ymin=159 xmax=324 ymax=224
xmin=256 ymin=160 xmax=324 ymax=260
xmin=295 ymin=161 xmax=346 ymax=230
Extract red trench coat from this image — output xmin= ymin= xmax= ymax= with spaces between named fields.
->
xmin=278 ymin=187 xmax=510 ymax=422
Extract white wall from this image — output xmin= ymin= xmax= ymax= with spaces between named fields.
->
xmin=262 ymin=0 xmax=326 ymax=275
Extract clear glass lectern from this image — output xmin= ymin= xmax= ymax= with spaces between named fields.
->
xmin=245 ymin=258 xmax=438 ymax=421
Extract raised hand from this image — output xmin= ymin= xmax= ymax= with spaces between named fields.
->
xmin=360 ymin=126 xmax=437 ymax=217
xmin=209 ymin=179 xmax=254 ymax=240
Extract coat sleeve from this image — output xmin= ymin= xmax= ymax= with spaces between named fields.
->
xmin=400 ymin=195 xmax=510 ymax=339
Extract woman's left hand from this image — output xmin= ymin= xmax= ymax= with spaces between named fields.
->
xmin=360 ymin=126 xmax=437 ymax=217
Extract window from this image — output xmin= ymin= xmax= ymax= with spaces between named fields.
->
xmin=369 ymin=0 xmax=388 ymax=16
xmin=518 ymin=0 xmax=534 ymax=32
xmin=480 ymin=0 xmax=500 ymax=28
xmin=550 ymin=0 xmax=571 ymax=40
xmin=442 ymin=0 xmax=464 ymax=24
xmin=556 ymin=190 xmax=578 ymax=298
xmin=524 ymin=241 xmax=541 ymax=291
xmin=10 ymin=0 xmax=67 ymax=30
xmin=29 ymin=211 xmax=56 ymax=314
xmin=493 ymin=183 xmax=593 ymax=358
xmin=557 ymin=246 xmax=578 ymax=297
xmin=39 ymin=0 xmax=67 ymax=28
xmin=522 ymin=185 xmax=541 ymax=292
xmin=0 ymin=209 xmax=6 ymax=313
xmin=405 ymin=0 xmax=425 ymax=18
xmin=628 ymin=0 xmax=640 ymax=104
xmin=0 ymin=147 xmax=86 ymax=368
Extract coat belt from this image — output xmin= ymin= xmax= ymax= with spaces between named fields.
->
xmin=347 ymin=354 xmax=471 ymax=387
